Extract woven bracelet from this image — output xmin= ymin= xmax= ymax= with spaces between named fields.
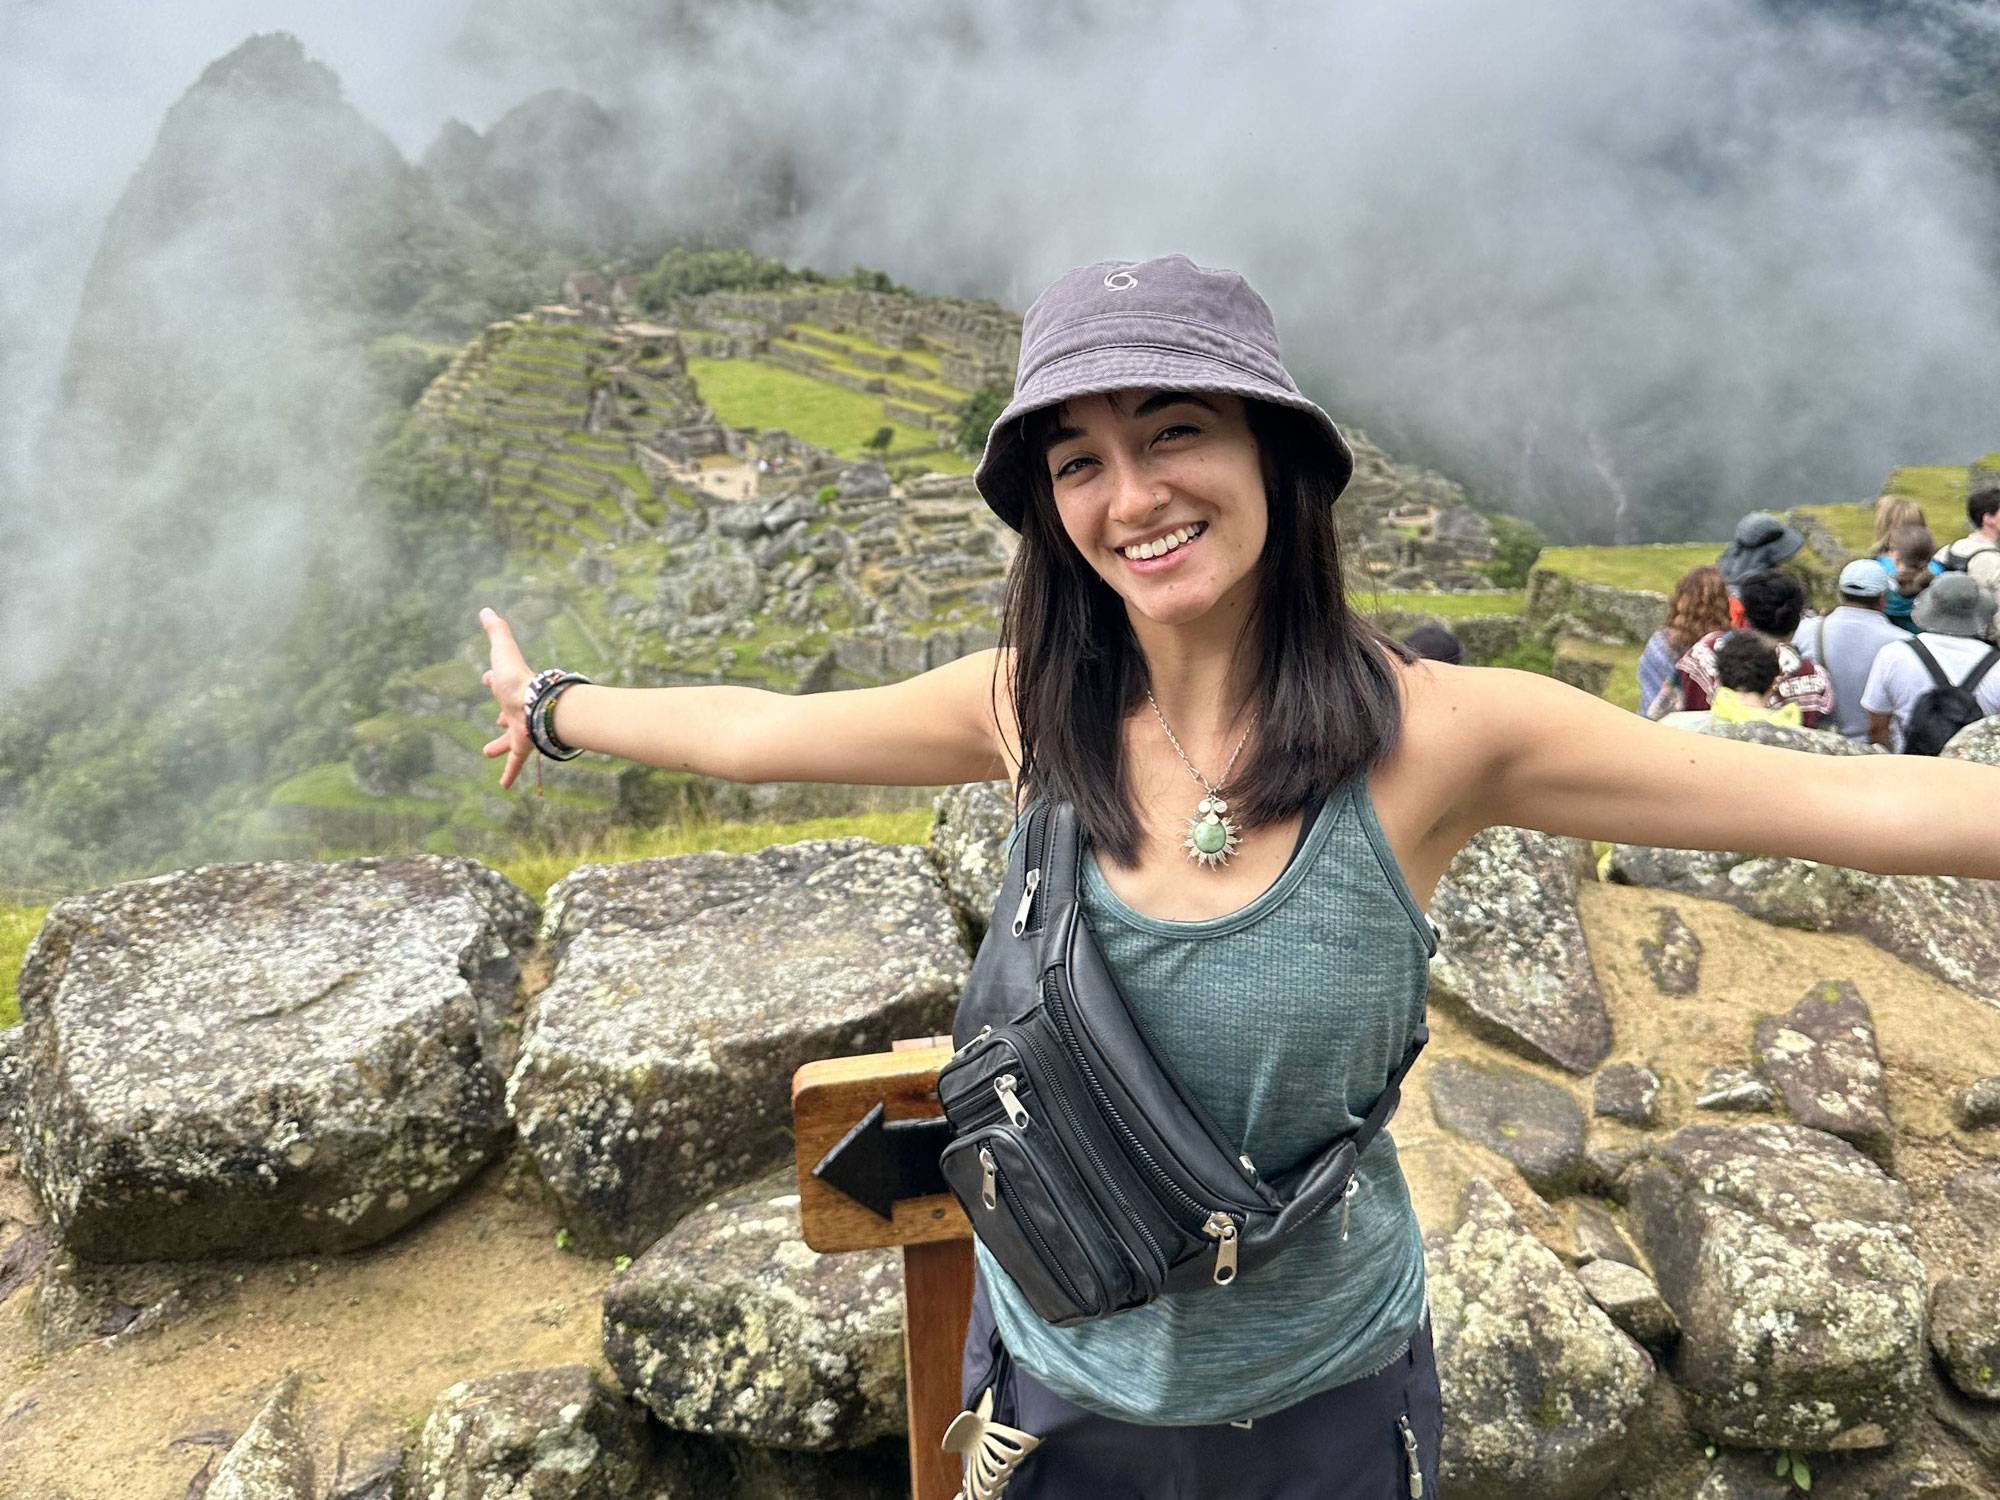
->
xmin=525 ymin=669 xmax=591 ymax=761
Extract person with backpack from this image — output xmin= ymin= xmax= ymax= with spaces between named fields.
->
xmin=1933 ymin=483 xmax=2000 ymax=608
xmin=1792 ymin=560 xmax=1908 ymax=745
xmin=1860 ymin=572 xmax=2000 ymax=753
xmin=479 ymin=255 xmax=2000 ymax=1500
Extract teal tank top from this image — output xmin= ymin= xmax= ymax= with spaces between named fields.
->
xmin=976 ymin=774 xmax=1438 ymax=1427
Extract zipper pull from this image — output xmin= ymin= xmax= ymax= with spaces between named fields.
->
xmin=1239 ymin=1153 xmax=1258 ymax=1179
xmin=952 ymin=1024 xmax=992 ymax=1060
xmin=979 ymin=1146 xmax=997 ymax=1212
xmin=1341 ymin=1177 xmax=1360 ymax=1242
xmin=994 ymin=1074 xmax=1031 ymax=1129
xmin=1202 ymin=1211 xmax=1240 ymax=1285
xmin=1398 ymin=1414 xmax=1423 ymax=1497
xmin=1009 ymin=868 xmax=1041 ymax=937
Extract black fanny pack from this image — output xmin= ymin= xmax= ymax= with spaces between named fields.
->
xmin=935 ymin=797 xmax=1428 ymax=1327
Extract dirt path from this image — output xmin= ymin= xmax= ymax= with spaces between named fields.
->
xmin=0 ymin=1150 xmax=612 ymax=1498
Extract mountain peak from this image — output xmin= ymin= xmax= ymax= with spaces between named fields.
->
xmin=192 ymin=32 xmax=341 ymax=106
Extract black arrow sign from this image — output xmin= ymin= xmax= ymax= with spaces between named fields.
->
xmin=811 ymin=1103 xmax=953 ymax=1221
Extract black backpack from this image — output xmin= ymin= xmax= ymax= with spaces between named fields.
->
xmin=1902 ymin=638 xmax=2000 ymax=756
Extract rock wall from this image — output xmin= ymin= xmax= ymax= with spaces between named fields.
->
xmin=4 ymin=765 xmax=1998 ymax=1497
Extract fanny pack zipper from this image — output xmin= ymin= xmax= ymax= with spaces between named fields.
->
xmin=1041 ymin=968 xmax=1247 ymax=1283
xmin=1018 ymin=1022 xmax=1166 ymax=1271
xmin=980 ymin=1143 xmax=1091 ymax=1315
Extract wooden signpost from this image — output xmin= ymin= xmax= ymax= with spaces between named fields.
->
xmin=792 ymin=1034 xmax=971 ymax=1500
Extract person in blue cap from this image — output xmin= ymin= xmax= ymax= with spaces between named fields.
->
xmin=1792 ymin=559 xmax=1908 ymax=744
xmin=476 ymin=255 xmax=2000 ymax=1500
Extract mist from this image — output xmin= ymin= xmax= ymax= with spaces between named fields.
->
xmin=5 ymin=0 xmax=1999 ymax=654
xmin=579 ymin=0 xmax=2000 ymax=540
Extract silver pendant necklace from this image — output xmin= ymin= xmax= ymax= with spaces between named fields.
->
xmin=1144 ymin=687 xmax=1254 ymax=870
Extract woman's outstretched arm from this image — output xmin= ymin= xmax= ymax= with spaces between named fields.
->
xmin=1415 ymin=662 xmax=1999 ymax=881
xmin=478 ymin=608 xmax=1015 ymax=791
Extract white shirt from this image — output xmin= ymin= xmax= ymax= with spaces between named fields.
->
xmin=1938 ymin=536 xmax=2000 ymax=604
xmin=1858 ymin=631 xmax=2000 ymax=750
xmin=1792 ymin=607 xmax=1909 ymax=743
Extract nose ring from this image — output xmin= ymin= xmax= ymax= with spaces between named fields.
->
xmin=1151 ymin=492 xmax=1169 ymax=512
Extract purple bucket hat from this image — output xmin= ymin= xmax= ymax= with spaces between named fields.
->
xmin=973 ymin=254 xmax=1355 ymax=532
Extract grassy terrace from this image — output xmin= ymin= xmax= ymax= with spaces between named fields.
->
xmin=788 ymin=321 xmax=947 ymax=378
xmin=688 ymin=355 xmax=972 ymax=472
xmin=1351 ymin=589 xmax=1526 ymax=619
xmin=768 ymin=338 xmax=969 ymax=407
xmin=1795 ymin=458 xmax=1999 ymax=557
xmin=1534 ymin=543 xmax=1719 ymax=597
xmin=1558 ymin=636 xmax=1644 ymax=712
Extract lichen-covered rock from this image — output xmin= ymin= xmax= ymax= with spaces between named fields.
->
xmin=602 ymin=1170 xmax=905 ymax=1450
xmin=1595 ymin=1063 xmax=1664 ymax=1127
xmin=1620 ymin=1122 xmax=1927 ymax=1450
xmin=512 ymin=839 xmax=968 ymax=1253
xmin=1872 ymin=1454 xmax=1993 ymax=1500
xmin=1752 ymin=981 xmax=1893 ymax=1168
xmin=1944 ymin=1165 xmax=2000 ymax=1240
xmin=1928 ymin=1277 xmax=2000 ymax=1402
xmin=15 ymin=856 xmax=534 ymax=1260
xmin=1941 ymin=718 xmax=2000 ymax=765
xmin=927 ymin=780 xmax=1014 ymax=942
xmin=1575 ymin=1258 xmax=1680 ymax=1348
xmin=1428 ymin=827 xmax=1612 ymax=1073
xmin=1424 ymin=1178 xmax=1654 ymax=1500
xmin=1849 ymin=874 xmax=2000 ymax=1011
xmin=1607 ymin=845 xmax=1873 ymax=931
xmin=1952 ymin=1077 xmax=2000 ymax=1130
xmin=1927 ymin=1361 xmax=2000 ymax=1486
xmin=1694 ymin=1067 xmax=1776 ymax=1114
xmin=1569 ymin=1198 xmax=1642 ymax=1269
xmin=1427 ymin=1056 xmax=1590 ymax=1196
xmin=1695 ymin=718 xmax=1880 ymax=756
xmin=1607 ymin=849 xmax=2000 ymax=1012
xmin=0 ymin=1023 xmax=25 ymax=1153
xmin=1593 ymin=1375 xmax=1712 ymax=1500
xmin=405 ymin=1364 xmax=650 ymax=1500
xmin=324 ymin=1408 xmax=404 ymax=1500
xmin=1639 ymin=907 xmax=1703 ymax=996
xmin=208 ymin=1371 xmax=314 ymax=1500
xmin=715 ymin=499 xmax=773 ymax=538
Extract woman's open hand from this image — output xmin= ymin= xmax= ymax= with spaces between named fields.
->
xmin=479 ymin=607 xmax=534 ymax=790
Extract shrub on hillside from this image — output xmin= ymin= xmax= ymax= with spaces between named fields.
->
xmin=636 ymin=247 xmax=801 ymax=309
xmin=956 ymin=383 xmax=1010 ymax=458
xmin=1480 ymin=512 xmax=1547 ymax=590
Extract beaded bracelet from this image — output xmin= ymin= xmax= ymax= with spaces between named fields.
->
xmin=525 ymin=669 xmax=592 ymax=761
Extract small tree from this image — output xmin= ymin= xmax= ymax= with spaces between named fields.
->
xmin=864 ymin=426 xmax=895 ymax=453
xmin=955 ymin=383 xmax=1010 ymax=458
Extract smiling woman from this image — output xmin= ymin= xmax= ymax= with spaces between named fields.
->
xmin=477 ymin=252 xmax=1998 ymax=1499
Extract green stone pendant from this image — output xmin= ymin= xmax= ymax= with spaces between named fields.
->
xmin=1183 ymin=796 xmax=1242 ymax=869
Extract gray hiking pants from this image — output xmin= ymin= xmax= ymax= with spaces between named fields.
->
xmin=960 ymin=1263 xmax=1443 ymax=1498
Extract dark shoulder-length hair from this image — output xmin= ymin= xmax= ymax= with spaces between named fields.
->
xmin=997 ymin=397 xmax=1412 ymax=869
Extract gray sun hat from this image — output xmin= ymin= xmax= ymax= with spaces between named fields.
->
xmin=1912 ymin=571 xmax=1999 ymax=639
xmin=1716 ymin=511 xmax=1805 ymax=586
xmin=972 ymin=255 xmax=1354 ymax=532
